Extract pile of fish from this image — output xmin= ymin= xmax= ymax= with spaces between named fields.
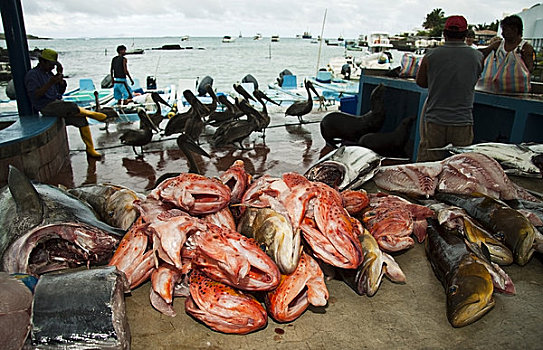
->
xmin=104 ymin=158 xmax=425 ymax=334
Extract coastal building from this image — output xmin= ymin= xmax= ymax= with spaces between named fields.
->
xmin=511 ymin=3 xmax=543 ymax=51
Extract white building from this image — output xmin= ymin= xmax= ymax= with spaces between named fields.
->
xmin=512 ymin=3 xmax=543 ymax=51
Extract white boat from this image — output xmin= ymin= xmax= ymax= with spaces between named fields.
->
xmin=180 ymin=35 xmax=189 ymax=41
xmin=222 ymin=36 xmax=236 ymax=43
xmin=271 ymin=35 xmax=280 ymax=42
xmin=327 ymin=32 xmax=398 ymax=80
xmin=253 ymin=33 xmax=262 ymax=40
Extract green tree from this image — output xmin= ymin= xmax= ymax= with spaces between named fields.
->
xmin=422 ymin=8 xmax=446 ymax=37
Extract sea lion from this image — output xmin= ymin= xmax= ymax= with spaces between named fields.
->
xmin=358 ymin=115 xmax=416 ymax=158
xmin=320 ymin=84 xmax=386 ymax=147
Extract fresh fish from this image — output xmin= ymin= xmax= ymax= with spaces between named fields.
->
xmin=435 ymin=192 xmax=536 ymax=266
xmin=265 ymin=252 xmax=328 ymax=322
xmin=150 ymin=173 xmax=231 ymax=215
xmin=0 ymin=272 xmax=33 ymax=350
xmin=0 ymin=166 xmax=125 ymax=275
xmin=237 ymin=207 xmax=301 ymax=274
xmin=68 ymin=183 xmax=144 ymax=230
xmin=425 ymin=219 xmax=495 ymax=328
xmin=373 ymin=161 xmax=443 ymax=198
xmin=185 ymin=270 xmax=267 ymax=334
xmin=438 ymin=152 xmax=538 ymax=201
xmin=219 ymin=159 xmax=252 ymax=204
xmin=340 ymin=228 xmax=406 ymax=296
xmin=430 ymin=202 xmax=514 ymax=265
xmin=304 ymin=145 xmax=382 ymax=190
xmin=434 ymin=142 xmax=543 ymax=177
xmin=31 ymin=266 xmax=130 ymax=349
xmin=189 ymin=223 xmax=281 ymax=291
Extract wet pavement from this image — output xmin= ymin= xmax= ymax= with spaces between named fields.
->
xmin=50 ymin=106 xmax=543 ymax=350
xmin=53 ymin=105 xmax=335 ymax=194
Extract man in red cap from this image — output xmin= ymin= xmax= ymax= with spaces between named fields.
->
xmin=415 ymin=15 xmax=483 ymax=161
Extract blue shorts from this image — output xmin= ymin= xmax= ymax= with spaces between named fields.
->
xmin=113 ymin=79 xmax=132 ymax=101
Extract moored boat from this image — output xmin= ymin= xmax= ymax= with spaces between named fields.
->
xmin=222 ymin=35 xmax=236 ymax=43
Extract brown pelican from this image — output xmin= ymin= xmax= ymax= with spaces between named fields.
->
xmin=93 ymin=91 xmax=119 ymax=131
xmin=237 ymin=98 xmax=269 ymax=136
xmin=146 ymin=92 xmax=171 ymax=130
xmin=119 ymin=107 xmax=160 ymax=157
xmin=285 ymin=80 xmax=320 ymax=123
xmin=203 ymin=85 xmax=218 ymax=118
xmin=206 ymin=94 xmax=238 ymax=127
xmin=253 ymin=89 xmax=280 ymax=107
xmin=177 ymin=133 xmax=210 ymax=174
xmin=163 ymin=90 xmax=210 ymax=136
xmin=182 ymin=89 xmax=210 ymax=144
xmin=211 ymin=98 xmax=258 ymax=149
xmin=233 ymin=83 xmax=256 ymax=102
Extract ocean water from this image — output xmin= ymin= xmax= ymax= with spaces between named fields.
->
xmin=19 ymin=36 xmax=350 ymax=96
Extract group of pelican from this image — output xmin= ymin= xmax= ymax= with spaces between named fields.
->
xmin=108 ymin=77 xmax=322 ymax=160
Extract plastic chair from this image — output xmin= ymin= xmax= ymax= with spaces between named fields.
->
xmin=79 ymin=79 xmax=96 ymax=91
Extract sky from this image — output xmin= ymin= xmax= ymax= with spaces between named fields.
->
xmin=2 ymin=0 xmax=539 ymax=39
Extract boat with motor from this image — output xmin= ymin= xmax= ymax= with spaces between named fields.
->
xmin=253 ymin=33 xmax=263 ymax=40
xmin=271 ymin=35 xmax=280 ymax=42
xmin=180 ymin=35 xmax=190 ymax=41
xmin=222 ymin=36 xmax=236 ymax=43
xmin=327 ymin=32 xmax=398 ymax=80
xmin=302 ymin=31 xmax=312 ymax=39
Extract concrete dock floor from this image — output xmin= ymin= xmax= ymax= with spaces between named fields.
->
xmin=53 ymin=107 xmax=543 ymax=350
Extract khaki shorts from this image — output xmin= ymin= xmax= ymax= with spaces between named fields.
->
xmin=416 ymin=121 xmax=473 ymax=162
xmin=41 ymin=100 xmax=88 ymax=128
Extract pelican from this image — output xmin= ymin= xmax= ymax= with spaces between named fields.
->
xmin=206 ymin=94 xmax=237 ymax=127
xmin=119 ymin=107 xmax=160 ymax=157
xmin=146 ymin=92 xmax=171 ymax=130
xmin=182 ymin=89 xmax=210 ymax=144
xmin=237 ymin=98 xmax=269 ymax=136
xmin=285 ymin=80 xmax=320 ymax=123
xmin=211 ymin=98 xmax=258 ymax=149
xmin=203 ymin=85 xmax=218 ymax=118
xmin=177 ymin=133 xmax=210 ymax=174
xmin=93 ymin=91 xmax=119 ymax=131
xmin=163 ymin=90 xmax=210 ymax=136
xmin=233 ymin=83 xmax=256 ymax=102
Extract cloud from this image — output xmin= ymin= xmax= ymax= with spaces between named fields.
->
xmin=3 ymin=0 xmax=537 ymax=38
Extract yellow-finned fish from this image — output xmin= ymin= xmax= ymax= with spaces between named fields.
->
xmin=425 ymin=218 xmax=495 ymax=328
xmin=237 ymin=207 xmax=301 ymax=274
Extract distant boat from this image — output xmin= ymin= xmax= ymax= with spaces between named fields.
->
xmin=180 ymin=35 xmax=189 ymax=41
xmin=222 ymin=35 xmax=236 ymax=43
xmin=302 ymin=31 xmax=312 ymax=39
xmin=253 ymin=33 xmax=263 ymax=40
xmin=125 ymin=48 xmax=144 ymax=55
xmin=271 ymin=35 xmax=280 ymax=42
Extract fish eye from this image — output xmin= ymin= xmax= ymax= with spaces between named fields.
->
xmin=448 ymin=285 xmax=458 ymax=295
xmin=495 ymin=232 xmax=505 ymax=240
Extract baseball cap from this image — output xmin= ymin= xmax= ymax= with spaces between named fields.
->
xmin=444 ymin=16 xmax=468 ymax=32
xmin=39 ymin=48 xmax=58 ymax=63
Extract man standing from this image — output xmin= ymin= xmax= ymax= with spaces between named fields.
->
xmin=110 ymin=45 xmax=134 ymax=105
xmin=415 ymin=15 xmax=483 ymax=161
xmin=25 ymin=48 xmax=107 ymax=158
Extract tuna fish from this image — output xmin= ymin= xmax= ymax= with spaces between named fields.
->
xmin=0 ymin=166 xmax=125 ymax=275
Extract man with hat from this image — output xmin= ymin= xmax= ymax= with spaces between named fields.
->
xmin=415 ymin=15 xmax=483 ymax=161
xmin=25 ymin=48 xmax=107 ymax=158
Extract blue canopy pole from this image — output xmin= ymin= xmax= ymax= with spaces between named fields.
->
xmin=1 ymin=0 xmax=34 ymax=116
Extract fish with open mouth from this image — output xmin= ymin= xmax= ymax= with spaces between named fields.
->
xmin=304 ymin=146 xmax=382 ymax=190
xmin=425 ymin=218 xmax=495 ymax=328
xmin=0 ymin=166 xmax=125 ymax=275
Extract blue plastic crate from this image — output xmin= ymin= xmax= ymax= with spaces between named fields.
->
xmin=339 ymin=95 xmax=358 ymax=114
